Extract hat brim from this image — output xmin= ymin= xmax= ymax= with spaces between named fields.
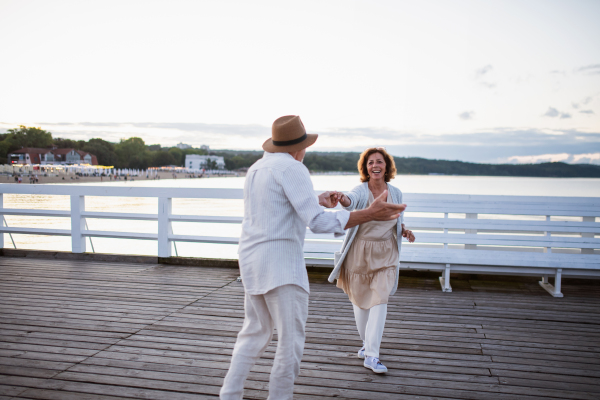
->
xmin=262 ymin=133 xmax=318 ymax=153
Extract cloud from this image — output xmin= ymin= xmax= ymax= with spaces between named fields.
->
xmin=504 ymin=152 xmax=600 ymax=165
xmin=573 ymin=96 xmax=595 ymax=110
xmin=543 ymin=107 xmax=559 ymax=117
xmin=473 ymin=65 xmax=496 ymax=89
xmin=479 ymin=82 xmax=496 ymax=89
xmin=354 ymin=127 xmax=600 ymax=164
xmin=575 ymin=64 xmax=600 ymax=75
xmin=582 ymin=96 xmax=594 ymax=105
xmin=475 ymin=64 xmax=493 ymax=78
xmin=543 ymin=107 xmax=571 ymax=119
xmin=458 ymin=111 xmax=475 ymax=120
xmin=550 ymin=70 xmax=566 ymax=76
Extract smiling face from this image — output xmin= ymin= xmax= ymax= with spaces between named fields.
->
xmin=367 ymin=152 xmax=386 ymax=182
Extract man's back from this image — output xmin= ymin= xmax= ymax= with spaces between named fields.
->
xmin=238 ymin=151 xmax=314 ymax=295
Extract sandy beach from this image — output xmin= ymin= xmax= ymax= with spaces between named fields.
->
xmin=1 ymin=172 xmax=199 ymax=185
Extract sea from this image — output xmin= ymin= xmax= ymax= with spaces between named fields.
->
xmin=3 ymin=174 xmax=599 ymax=259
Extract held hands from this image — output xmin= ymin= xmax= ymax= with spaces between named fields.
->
xmin=318 ymin=191 xmax=340 ymax=208
xmin=368 ymin=190 xmax=407 ymax=221
xmin=319 ymin=191 xmax=351 ymax=208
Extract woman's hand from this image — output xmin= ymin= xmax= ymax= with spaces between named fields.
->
xmin=334 ymin=191 xmax=351 ymax=207
xmin=402 ymin=224 xmax=416 ymax=243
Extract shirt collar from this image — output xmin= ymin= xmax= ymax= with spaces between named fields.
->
xmin=263 ymin=151 xmax=294 ymax=160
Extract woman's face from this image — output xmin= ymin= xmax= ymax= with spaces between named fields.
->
xmin=366 ymin=152 xmax=386 ymax=182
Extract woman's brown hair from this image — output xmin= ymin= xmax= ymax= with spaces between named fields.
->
xmin=357 ymin=147 xmax=397 ymax=183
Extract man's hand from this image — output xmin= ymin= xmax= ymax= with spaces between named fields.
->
xmin=344 ymin=190 xmax=406 ymax=229
xmin=368 ymin=190 xmax=406 ymax=221
xmin=318 ymin=191 xmax=339 ymax=208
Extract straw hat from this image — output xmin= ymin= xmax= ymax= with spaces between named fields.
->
xmin=262 ymin=115 xmax=318 ymax=153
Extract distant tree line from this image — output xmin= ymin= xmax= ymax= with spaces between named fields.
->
xmin=305 ymin=152 xmax=600 ymax=178
xmin=0 ymin=126 xmax=209 ymax=169
xmin=2 ymin=126 xmax=600 ymax=177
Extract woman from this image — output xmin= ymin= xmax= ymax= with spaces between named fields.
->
xmin=329 ymin=147 xmax=415 ymax=373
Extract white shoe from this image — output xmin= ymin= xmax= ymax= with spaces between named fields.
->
xmin=357 ymin=345 xmax=366 ymax=359
xmin=364 ymin=356 xmax=387 ymax=373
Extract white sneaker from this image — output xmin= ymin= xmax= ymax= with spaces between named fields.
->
xmin=364 ymin=356 xmax=388 ymax=373
xmin=357 ymin=345 xmax=366 ymax=359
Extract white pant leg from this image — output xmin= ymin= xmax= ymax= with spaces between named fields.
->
xmin=264 ymin=284 xmax=309 ymax=400
xmin=364 ymin=303 xmax=387 ymax=358
xmin=220 ymin=291 xmax=274 ymax=400
xmin=353 ymin=304 xmax=369 ymax=342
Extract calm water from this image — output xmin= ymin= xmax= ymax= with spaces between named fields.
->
xmin=3 ymin=174 xmax=599 ymax=258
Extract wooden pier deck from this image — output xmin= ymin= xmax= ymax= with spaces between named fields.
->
xmin=1 ymin=256 xmax=599 ymax=400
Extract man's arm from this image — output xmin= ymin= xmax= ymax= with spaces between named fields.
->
xmin=281 ymin=165 xmax=349 ymax=235
xmin=344 ymin=190 xmax=406 ymax=230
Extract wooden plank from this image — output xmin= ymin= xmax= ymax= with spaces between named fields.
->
xmin=10 ymin=388 xmax=137 ymax=400
xmin=0 ymin=384 xmax=26 ymax=397
xmin=0 ymin=357 xmax=74 ymax=372
xmin=0 ymin=375 xmax=225 ymax=400
xmin=0 ymin=365 xmax=60 ymax=379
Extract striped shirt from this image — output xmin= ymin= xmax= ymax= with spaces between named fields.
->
xmin=238 ymin=152 xmax=350 ymax=295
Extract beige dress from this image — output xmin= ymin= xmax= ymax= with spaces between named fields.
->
xmin=337 ymin=190 xmax=399 ymax=309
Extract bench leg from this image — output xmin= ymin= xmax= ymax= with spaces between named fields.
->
xmin=539 ymin=269 xmax=564 ymax=298
xmin=439 ymin=264 xmax=452 ymax=293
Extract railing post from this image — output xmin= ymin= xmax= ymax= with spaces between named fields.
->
xmin=544 ymin=215 xmax=552 ymax=253
xmin=465 ymin=213 xmax=477 ymax=250
xmin=0 ymin=193 xmax=3 ymax=249
xmin=443 ymin=212 xmax=448 ymax=250
xmin=158 ymin=197 xmax=172 ymax=258
xmin=70 ymin=195 xmax=86 ymax=253
xmin=581 ymin=216 xmax=594 ymax=254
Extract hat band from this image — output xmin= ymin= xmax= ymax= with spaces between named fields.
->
xmin=272 ymin=133 xmax=307 ymax=146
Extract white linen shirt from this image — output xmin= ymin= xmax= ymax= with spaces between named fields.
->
xmin=238 ymin=152 xmax=350 ymax=295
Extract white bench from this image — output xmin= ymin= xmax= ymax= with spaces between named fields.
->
xmin=303 ymin=194 xmax=600 ymax=297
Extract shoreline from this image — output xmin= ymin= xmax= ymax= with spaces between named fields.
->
xmin=0 ymin=172 xmax=212 ymax=185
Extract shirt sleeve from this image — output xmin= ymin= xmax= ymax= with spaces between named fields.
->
xmin=280 ymin=163 xmax=349 ymax=236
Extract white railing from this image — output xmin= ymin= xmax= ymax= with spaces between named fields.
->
xmin=0 ymin=184 xmax=599 ymax=262
xmin=0 ymin=185 xmax=245 ymax=257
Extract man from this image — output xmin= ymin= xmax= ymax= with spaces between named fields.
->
xmin=220 ymin=115 xmax=407 ymax=400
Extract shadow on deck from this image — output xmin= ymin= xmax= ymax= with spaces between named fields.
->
xmin=1 ymin=256 xmax=599 ymax=400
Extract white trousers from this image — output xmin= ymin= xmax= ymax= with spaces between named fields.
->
xmin=220 ymin=284 xmax=309 ymax=400
xmin=353 ymin=303 xmax=387 ymax=358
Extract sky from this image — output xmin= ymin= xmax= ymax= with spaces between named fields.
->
xmin=0 ymin=0 xmax=599 ymax=164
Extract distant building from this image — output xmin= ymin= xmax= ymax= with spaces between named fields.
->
xmin=176 ymin=142 xmax=191 ymax=150
xmin=201 ymin=145 xmax=210 ymax=151
xmin=185 ymin=154 xmax=225 ymax=170
xmin=8 ymin=148 xmax=98 ymax=165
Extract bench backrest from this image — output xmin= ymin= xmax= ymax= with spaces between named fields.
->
xmin=304 ymin=193 xmax=600 ymax=260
